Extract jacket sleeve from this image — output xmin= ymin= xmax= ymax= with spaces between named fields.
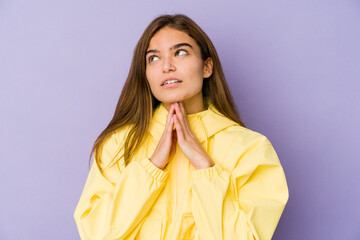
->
xmin=73 ymin=129 xmax=168 ymax=240
xmin=190 ymin=135 xmax=289 ymax=240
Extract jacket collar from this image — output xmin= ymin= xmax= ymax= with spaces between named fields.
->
xmin=149 ymin=98 xmax=239 ymax=151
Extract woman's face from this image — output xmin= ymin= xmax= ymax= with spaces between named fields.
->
xmin=145 ymin=27 xmax=212 ymax=111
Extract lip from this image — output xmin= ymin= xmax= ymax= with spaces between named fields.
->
xmin=161 ymin=78 xmax=182 ymax=86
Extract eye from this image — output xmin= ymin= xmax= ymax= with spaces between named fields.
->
xmin=148 ymin=55 xmax=159 ymax=63
xmin=175 ymin=49 xmax=188 ymax=56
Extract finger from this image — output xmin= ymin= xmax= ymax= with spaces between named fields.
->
xmin=166 ymin=104 xmax=174 ymax=123
xmin=167 ymin=113 xmax=174 ymax=133
xmin=173 ymin=114 xmax=184 ymax=142
xmin=161 ymin=105 xmax=174 ymax=143
xmin=170 ymin=104 xmax=177 ymax=131
xmin=176 ymin=101 xmax=191 ymax=137
xmin=179 ymin=101 xmax=191 ymax=129
xmin=165 ymin=104 xmax=175 ymax=129
xmin=166 ymin=107 xmax=175 ymax=136
xmin=174 ymin=102 xmax=186 ymax=130
xmin=179 ymin=101 xmax=187 ymax=115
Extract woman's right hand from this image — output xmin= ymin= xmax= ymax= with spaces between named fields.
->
xmin=150 ymin=103 xmax=177 ymax=170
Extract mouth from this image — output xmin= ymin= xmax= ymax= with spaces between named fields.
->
xmin=161 ymin=79 xmax=182 ymax=86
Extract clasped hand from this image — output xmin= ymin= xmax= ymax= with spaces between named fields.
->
xmin=150 ymin=101 xmax=214 ymax=170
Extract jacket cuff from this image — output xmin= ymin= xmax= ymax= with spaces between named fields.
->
xmin=191 ymin=164 xmax=223 ymax=181
xmin=140 ymin=158 xmax=168 ymax=182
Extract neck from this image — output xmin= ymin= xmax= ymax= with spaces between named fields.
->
xmin=163 ymin=97 xmax=206 ymax=114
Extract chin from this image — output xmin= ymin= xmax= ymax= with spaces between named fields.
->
xmin=157 ymin=95 xmax=187 ymax=104
xmin=161 ymin=99 xmax=183 ymax=104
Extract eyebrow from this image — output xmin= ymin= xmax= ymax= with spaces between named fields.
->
xmin=145 ymin=42 xmax=193 ymax=56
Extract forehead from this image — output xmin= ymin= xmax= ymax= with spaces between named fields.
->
xmin=147 ymin=27 xmax=198 ymax=50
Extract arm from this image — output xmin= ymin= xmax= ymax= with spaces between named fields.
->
xmin=190 ymin=136 xmax=289 ymax=240
xmin=73 ymin=130 xmax=168 ymax=240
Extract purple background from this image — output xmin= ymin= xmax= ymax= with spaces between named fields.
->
xmin=1 ymin=0 xmax=359 ymax=239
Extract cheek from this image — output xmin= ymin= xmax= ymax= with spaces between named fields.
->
xmin=145 ymin=68 xmax=151 ymax=81
xmin=189 ymin=58 xmax=205 ymax=75
xmin=146 ymin=69 xmax=156 ymax=87
xmin=188 ymin=62 xmax=205 ymax=82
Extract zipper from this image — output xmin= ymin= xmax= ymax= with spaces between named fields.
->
xmin=170 ymin=146 xmax=191 ymax=239
xmin=176 ymin=146 xmax=183 ymax=238
xmin=177 ymin=147 xmax=181 ymax=206
xmin=167 ymin=145 xmax=182 ymax=239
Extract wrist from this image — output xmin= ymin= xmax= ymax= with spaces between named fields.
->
xmin=195 ymin=156 xmax=214 ymax=170
xmin=149 ymin=157 xmax=165 ymax=170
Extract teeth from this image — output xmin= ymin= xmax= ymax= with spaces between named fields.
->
xmin=163 ymin=80 xmax=181 ymax=85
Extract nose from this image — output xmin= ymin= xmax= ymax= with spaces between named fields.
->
xmin=162 ymin=56 xmax=176 ymax=73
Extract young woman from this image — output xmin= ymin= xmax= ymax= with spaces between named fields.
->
xmin=74 ymin=14 xmax=289 ymax=240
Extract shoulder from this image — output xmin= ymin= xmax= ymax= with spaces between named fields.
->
xmin=207 ymin=104 xmax=271 ymax=146
xmin=213 ymin=125 xmax=280 ymax=169
xmin=97 ymin=125 xmax=132 ymax=168
xmin=215 ymin=125 xmax=272 ymax=149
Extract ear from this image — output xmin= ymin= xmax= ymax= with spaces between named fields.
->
xmin=203 ymin=57 xmax=213 ymax=78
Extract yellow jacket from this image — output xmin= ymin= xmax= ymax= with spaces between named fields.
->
xmin=74 ymin=101 xmax=289 ymax=240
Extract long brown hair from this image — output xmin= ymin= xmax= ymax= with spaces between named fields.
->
xmin=89 ymin=14 xmax=246 ymax=169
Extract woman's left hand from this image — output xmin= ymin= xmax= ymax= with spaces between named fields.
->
xmin=172 ymin=101 xmax=215 ymax=170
